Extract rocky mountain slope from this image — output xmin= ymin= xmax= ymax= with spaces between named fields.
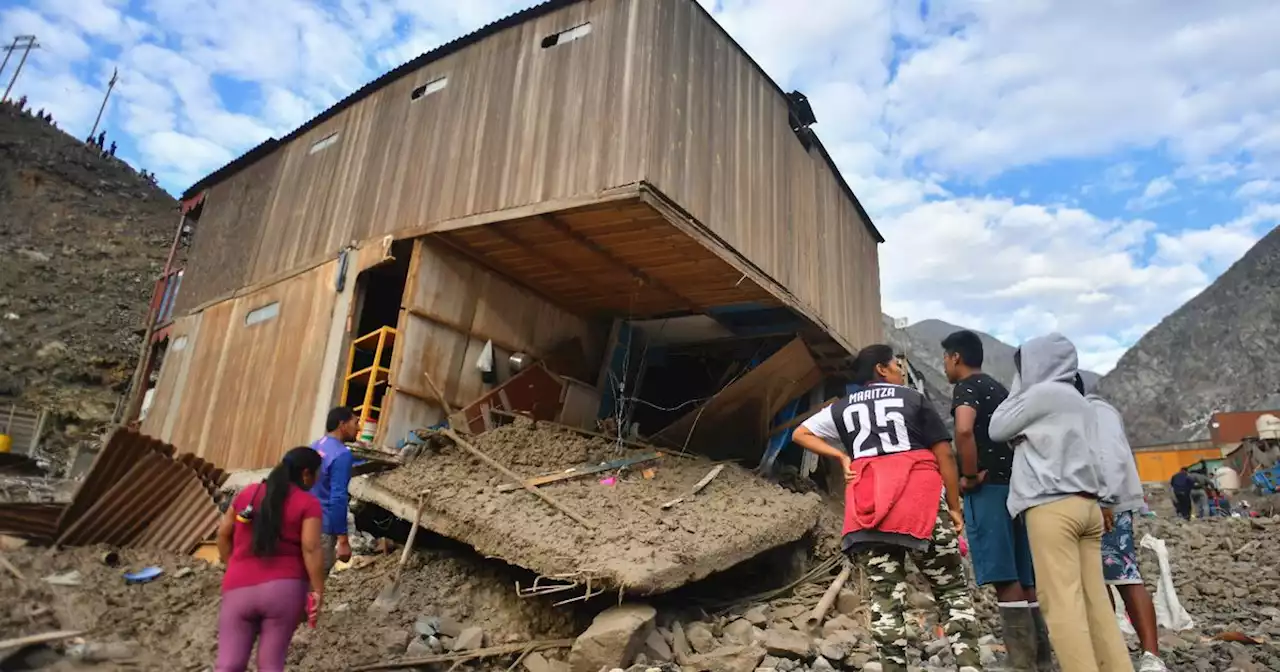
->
xmin=885 ymin=316 xmax=1100 ymax=420
xmin=1098 ymin=224 xmax=1280 ymax=446
xmin=0 ymin=105 xmax=176 ymax=457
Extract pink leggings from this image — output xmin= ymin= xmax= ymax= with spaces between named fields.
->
xmin=216 ymin=579 xmax=309 ymax=672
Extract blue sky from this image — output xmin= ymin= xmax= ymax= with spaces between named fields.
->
xmin=5 ymin=0 xmax=1279 ymax=373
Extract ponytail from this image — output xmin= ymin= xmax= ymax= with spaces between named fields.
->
xmin=851 ymin=344 xmax=895 ymax=385
xmin=251 ymin=446 xmax=322 ymax=557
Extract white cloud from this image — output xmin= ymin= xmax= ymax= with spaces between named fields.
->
xmin=6 ymin=0 xmax=1280 ymax=374
xmin=1126 ymin=176 xmax=1177 ymax=210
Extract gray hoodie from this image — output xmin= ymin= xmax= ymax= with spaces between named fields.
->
xmin=1085 ymin=383 xmax=1145 ymax=514
xmin=990 ymin=333 xmax=1112 ymax=517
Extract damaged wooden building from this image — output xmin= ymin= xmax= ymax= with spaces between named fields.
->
xmin=138 ymin=0 xmax=883 ymax=472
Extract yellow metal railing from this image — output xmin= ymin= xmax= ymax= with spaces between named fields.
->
xmin=340 ymin=326 xmax=396 ymax=435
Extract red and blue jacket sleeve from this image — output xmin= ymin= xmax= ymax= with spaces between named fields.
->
xmin=323 ymin=450 xmax=353 ymax=535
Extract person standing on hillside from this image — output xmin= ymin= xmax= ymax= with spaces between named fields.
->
xmin=1081 ymin=374 xmax=1167 ymax=671
xmin=312 ymin=407 xmax=360 ymax=572
xmin=1189 ymin=471 xmax=1210 ymax=519
xmin=794 ymin=345 xmax=983 ymax=672
xmin=990 ymin=333 xmax=1132 ymax=672
xmin=942 ymin=330 xmax=1048 ymax=670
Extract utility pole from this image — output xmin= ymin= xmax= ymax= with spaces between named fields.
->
xmin=88 ymin=67 xmax=119 ymax=141
xmin=0 ymin=36 xmax=22 ymax=84
xmin=1 ymin=35 xmax=40 ymax=103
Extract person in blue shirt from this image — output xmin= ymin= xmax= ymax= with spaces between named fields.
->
xmin=312 ymin=407 xmax=361 ymax=572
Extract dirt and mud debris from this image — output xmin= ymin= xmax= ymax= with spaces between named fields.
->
xmin=1 ymin=542 xmax=579 ymax=671
xmin=371 ymin=418 xmax=824 ymax=594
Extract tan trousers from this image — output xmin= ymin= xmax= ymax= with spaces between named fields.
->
xmin=1025 ymin=496 xmax=1134 ymax=672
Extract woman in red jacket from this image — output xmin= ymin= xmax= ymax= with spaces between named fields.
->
xmin=793 ymin=345 xmax=981 ymax=672
xmin=215 ymin=446 xmax=326 ymax=672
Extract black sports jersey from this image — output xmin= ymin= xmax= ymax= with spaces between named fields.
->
xmin=829 ymin=383 xmax=951 ymax=461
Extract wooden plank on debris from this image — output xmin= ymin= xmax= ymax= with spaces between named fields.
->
xmin=496 ymin=452 xmax=662 ymax=492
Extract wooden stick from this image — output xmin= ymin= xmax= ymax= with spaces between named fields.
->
xmin=805 ymin=560 xmax=851 ymax=627
xmin=496 ymin=452 xmax=661 ymax=492
xmin=0 ymin=552 xmax=24 ymax=581
xmin=392 ymin=494 xmax=426 ymax=583
xmin=441 ymin=428 xmax=595 ymax=529
xmin=0 ymin=629 xmax=86 ymax=650
xmin=422 ymin=370 xmax=455 ymax=417
xmin=660 ymin=464 xmax=726 ymax=509
xmin=487 ymin=410 xmax=695 ymax=459
xmin=348 ymin=638 xmax=575 ymax=671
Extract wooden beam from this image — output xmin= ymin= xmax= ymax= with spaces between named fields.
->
xmin=539 ymin=214 xmax=704 ymax=313
xmin=427 ymin=235 xmax=592 ymax=317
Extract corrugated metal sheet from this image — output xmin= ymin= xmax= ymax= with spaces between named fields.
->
xmin=0 ymin=503 xmax=64 ymax=542
xmin=1 ymin=402 xmax=46 ymax=455
xmin=1210 ymin=410 xmax=1280 ymax=445
xmin=53 ymin=428 xmax=222 ymax=553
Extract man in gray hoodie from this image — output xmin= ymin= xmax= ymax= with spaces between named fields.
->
xmin=990 ymin=333 xmax=1132 ymax=672
xmin=1082 ymin=374 xmax=1167 ymax=672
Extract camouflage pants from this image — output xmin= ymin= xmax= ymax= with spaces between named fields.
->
xmin=852 ymin=503 xmax=983 ymax=672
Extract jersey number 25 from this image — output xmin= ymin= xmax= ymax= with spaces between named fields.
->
xmin=841 ymin=398 xmax=911 ymax=458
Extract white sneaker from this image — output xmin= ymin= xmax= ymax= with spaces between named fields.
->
xmin=1138 ymin=652 xmax=1168 ymax=672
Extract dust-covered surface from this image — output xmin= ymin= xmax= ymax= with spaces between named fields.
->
xmin=1 ymin=543 xmax=579 ymax=671
xmin=0 ymin=106 xmax=176 ymax=468
xmin=367 ymin=419 xmax=824 ymax=595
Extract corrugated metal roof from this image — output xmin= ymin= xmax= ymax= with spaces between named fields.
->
xmin=53 ymin=428 xmax=221 ymax=553
xmin=177 ymin=0 xmax=883 ymax=243
xmin=0 ymin=503 xmax=64 ymax=542
xmin=1210 ymin=410 xmax=1280 ymax=444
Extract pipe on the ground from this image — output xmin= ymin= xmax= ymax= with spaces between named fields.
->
xmin=805 ymin=560 xmax=852 ymax=628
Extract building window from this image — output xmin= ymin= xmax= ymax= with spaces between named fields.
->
xmin=309 ymin=132 xmax=339 ymax=155
xmin=411 ymin=77 xmax=448 ymax=101
xmin=541 ymin=22 xmax=591 ymax=49
xmin=245 ymin=302 xmax=280 ymax=326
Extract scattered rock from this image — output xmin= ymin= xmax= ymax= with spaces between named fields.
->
xmin=744 ymin=605 xmax=769 ymax=626
xmin=820 ymin=615 xmax=858 ymax=639
xmin=570 ymin=603 xmax=657 ymax=672
xmin=405 ymin=637 xmax=432 ymax=657
xmin=681 ymin=645 xmax=766 ymax=672
xmin=762 ymin=629 xmax=812 ymax=659
xmin=381 ymin=629 xmax=409 ymax=654
xmin=811 ymin=655 xmax=835 ymax=671
xmin=452 ymin=627 xmax=484 ymax=651
xmin=436 ymin=616 xmax=464 ymax=638
xmin=836 ymin=589 xmax=861 ymax=616
xmin=642 ymin=629 xmax=673 ymax=662
xmin=671 ymin=621 xmax=692 ymax=661
xmin=770 ymin=605 xmax=808 ymax=622
xmin=723 ymin=619 xmax=756 ymax=645
xmin=686 ymin=622 xmax=717 ymax=654
xmin=522 ymin=652 xmax=551 ymax=672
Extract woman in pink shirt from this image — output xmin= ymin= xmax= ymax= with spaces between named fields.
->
xmin=216 ymin=446 xmax=326 ymax=672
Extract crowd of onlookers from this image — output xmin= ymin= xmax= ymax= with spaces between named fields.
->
xmin=3 ymin=94 xmax=158 ymax=185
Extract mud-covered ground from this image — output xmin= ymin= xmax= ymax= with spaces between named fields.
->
xmin=372 ymin=418 xmax=824 ymax=594
xmin=1 ymin=541 xmax=580 ymax=671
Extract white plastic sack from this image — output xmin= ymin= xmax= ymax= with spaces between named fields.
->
xmin=475 ymin=340 xmax=495 ymax=373
xmin=1111 ymin=585 xmax=1137 ymax=635
xmin=1140 ymin=533 xmax=1195 ymax=631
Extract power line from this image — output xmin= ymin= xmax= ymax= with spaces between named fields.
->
xmin=1 ymin=35 xmax=40 ymax=103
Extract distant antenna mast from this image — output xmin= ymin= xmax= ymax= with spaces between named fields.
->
xmin=88 ymin=67 xmax=120 ymax=141
xmin=1 ymin=35 xmax=40 ymax=103
xmin=894 ymin=316 xmax=909 ymax=330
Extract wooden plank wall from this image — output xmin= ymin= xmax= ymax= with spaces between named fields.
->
xmin=174 ymin=151 xmax=285 ymax=315
xmin=139 ymin=314 xmax=199 ymax=442
xmin=380 ymin=239 xmax=608 ymax=445
xmin=147 ymin=262 xmax=340 ymax=469
xmin=209 ymin=0 xmax=653 ymax=294
xmin=641 ymin=0 xmax=883 ymax=347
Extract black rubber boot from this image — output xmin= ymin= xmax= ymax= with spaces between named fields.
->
xmin=1030 ymin=605 xmax=1055 ymax=670
xmin=1000 ymin=606 xmax=1038 ymax=672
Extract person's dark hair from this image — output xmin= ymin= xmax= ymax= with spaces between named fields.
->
xmin=1072 ymin=373 xmax=1085 ymax=395
xmin=941 ymin=330 xmax=984 ymax=368
xmin=851 ymin=344 xmax=896 ymax=385
xmin=325 ymin=406 xmax=355 ymax=432
xmin=252 ymin=446 xmax=322 ymax=557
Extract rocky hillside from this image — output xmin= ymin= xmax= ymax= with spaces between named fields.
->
xmin=0 ymin=105 xmax=176 ymax=457
xmin=1098 ymin=224 xmax=1280 ymax=446
xmin=885 ymin=316 xmax=1100 ymax=421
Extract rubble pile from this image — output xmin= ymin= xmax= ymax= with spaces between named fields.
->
xmin=0 ymin=106 xmax=175 ymax=465
xmin=366 ymin=418 xmax=824 ymax=595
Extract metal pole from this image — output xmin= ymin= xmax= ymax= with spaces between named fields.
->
xmin=0 ymin=36 xmax=21 ymax=86
xmin=1 ymin=36 xmax=39 ymax=103
xmin=87 ymin=67 xmax=118 ymax=141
